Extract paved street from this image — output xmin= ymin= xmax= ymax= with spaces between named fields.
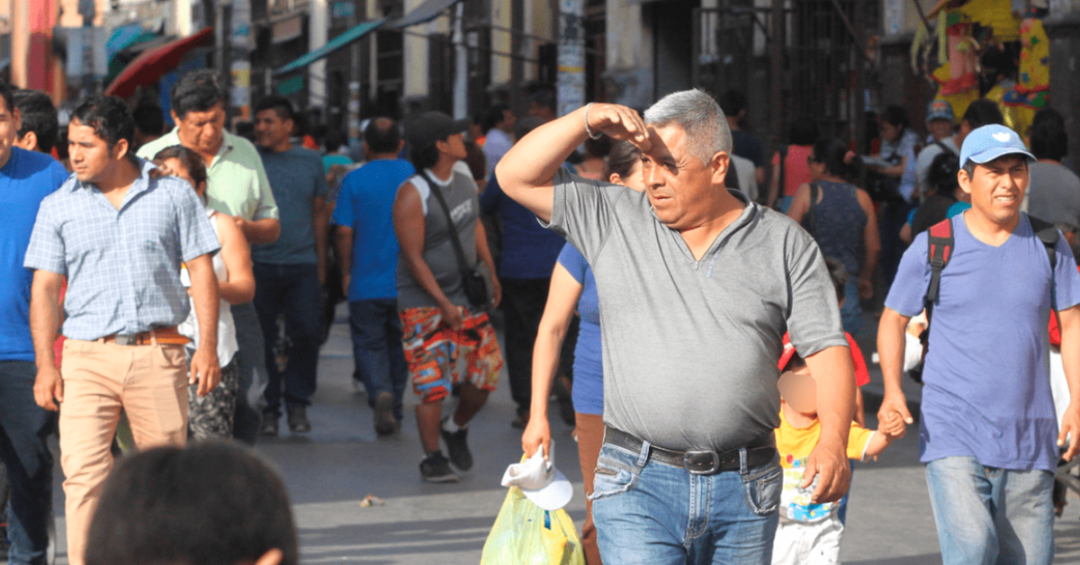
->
xmin=16 ymin=306 xmax=1080 ymax=564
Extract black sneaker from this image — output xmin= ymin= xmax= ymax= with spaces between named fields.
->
xmin=441 ymin=418 xmax=473 ymax=471
xmin=287 ymin=406 xmax=312 ymax=433
xmin=420 ymin=452 xmax=459 ymax=483
xmin=373 ymin=391 xmax=397 ymax=436
xmin=260 ymin=414 xmax=279 ymax=436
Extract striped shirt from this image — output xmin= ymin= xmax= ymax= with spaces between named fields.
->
xmin=23 ymin=159 xmax=220 ymax=341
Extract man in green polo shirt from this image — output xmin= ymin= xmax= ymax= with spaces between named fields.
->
xmin=138 ymin=70 xmax=280 ymax=445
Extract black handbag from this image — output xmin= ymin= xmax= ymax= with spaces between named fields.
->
xmin=421 ymin=171 xmax=490 ymax=309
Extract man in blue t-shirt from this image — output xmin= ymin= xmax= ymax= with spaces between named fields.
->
xmin=479 ymin=117 xmax=566 ymax=428
xmin=252 ymin=95 xmax=329 ymax=436
xmin=0 ymin=83 xmax=68 ymax=565
xmin=879 ymin=124 xmax=1080 ymax=565
xmin=332 ymin=118 xmax=414 ymax=435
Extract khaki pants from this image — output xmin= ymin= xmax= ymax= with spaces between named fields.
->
xmin=59 ymin=339 xmax=189 ymax=565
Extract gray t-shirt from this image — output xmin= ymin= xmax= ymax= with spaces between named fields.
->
xmin=252 ymin=147 xmax=328 ymax=265
xmin=544 ymin=168 xmax=846 ymax=452
xmin=1027 ymin=162 xmax=1080 ymax=228
xmin=396 ymin=167 xmax=480 ymax=310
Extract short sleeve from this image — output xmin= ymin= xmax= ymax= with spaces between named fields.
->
xmin=556 ymin=243 xmax=589 ymax=285
xmin=885 ymin=231 xmax=932 ymax=317
xmin=543 ymin=167 xmax=618 ymax=263
xmin=173 ymin=184 xmax=222 ymax=262
xmin=330 ymin=178 xmax=354 ymax=228
xmin=786 ymin=235 xmax=848 ymax=357
xmin=251 ymin=160 xmax=280 ymax=221
xmin=23 ymin=198 xmax=66 ymax=275
xmin=313 ymin=154 xmax=330 ymax=198
xmin=845 ymin=333 xmax=871 ymax=387
xmin=1052 ymin=234 xmax=1080 ymax=312
xmin=847 ymin=425 xmax=875 ymax=461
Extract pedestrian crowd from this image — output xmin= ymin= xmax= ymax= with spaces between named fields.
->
xmin=0 ymin=66 xmax=1078 ymax=565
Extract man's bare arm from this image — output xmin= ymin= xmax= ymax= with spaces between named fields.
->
xmin=335 ymin=226 xmax=354 ymax=296
xmin=30 ymin=270 xmax=64 ymax=410
xmin=1057 ymin=305 xmax=1080 ymax=460
xmin=801 ymin=344 xmax=855 ymax=504
xmin=186 ymin=254 xmax=221 ymax=397
xmin=496 ymin=104 xmax=651 ymax=223
xmin=236 ymin=217 xmax=280 ymax=244
xmin=877 ymin=307 xmax=914 ymax=434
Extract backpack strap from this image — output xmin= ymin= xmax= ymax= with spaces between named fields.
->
xmin=1029 ymin=215 xmax=1060 ymax=315
xmin=932 ymin=140 xmax=957 ymax=157
xmin=923 ymin=218 xmax=954 ymax=326
xmin=806 ymin=182 xmax=820 ymax=238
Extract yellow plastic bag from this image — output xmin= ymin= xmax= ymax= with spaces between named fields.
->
xmin=480 ymin=486 xmax=585 ymax=565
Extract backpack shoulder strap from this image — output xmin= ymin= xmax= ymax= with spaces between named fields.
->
xmin=924 ymin=218 xmax=955 ymax=324
xmin=1028 ymin=215 xmax=1060 ymax=311
xmin=807 ymin=182 xmax=819 ymax=238
xmin=932 ymin=140 xmax=957 ymax=157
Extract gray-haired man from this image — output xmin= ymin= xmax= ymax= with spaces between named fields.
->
xmin=503 ymin=90 xmax=855 ymax=563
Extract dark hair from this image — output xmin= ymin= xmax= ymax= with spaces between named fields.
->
xmin=527 ymin=90 xmax=557 ymax=113
xmin=881 ymin=105 xmax=910 ymax=130
xmin=717 ymin=90 xmax=747 ymax=118
xmin=1029 ymin=115 xmax=1068 ymax=162
xmin=824 ymin=257 xmax=849 ymax=304
xmin=170 ymin=70 xmax=226 ymax=120
xmin=254 ymin=95 xmax=296 ymax=123
xmin=961 ymin=99 xmax=1004 ymax=130
xmin=927 ymin=151 xmax=960 ymax=196
xmin=513 ymin=116 xmax=544 ymax=141
xmin=605 ymin=140 xmax=642 ymax=181
xmin=584 ymin=135 xmax=613 ymax=160
xmin=463 ymin=139 xmax=487 ymax=181
xmin=789 ymin=117 xmax=819 ymax=146
xmin=482 ymin=103 xmax=511 ymax=133
xmin=70 ymin=95 xmax=135 ymax=151
xmin=0 ymin=82 xmax=14 ymax=119
xmin=1032 ymin=107 xmax=1064 ymax=130
xmin=410 ymin=143 xmax=441 ymax=170
xmin=812 ymin=138 xmax=862 ymax=184
xmin=152 ymin=145 xmax=208 ymax=189
xmin=364 ymin=117 xmax=401 ymax=154
xmin=324 ymin=128 xmax=346 ymax=153
xmin=13 ymin=89 xmax=59 ymax=152
xmin=85 ymin=442 xmax=298 ymax=565
xmin=132 ymin=103 xmax=164 ymax=138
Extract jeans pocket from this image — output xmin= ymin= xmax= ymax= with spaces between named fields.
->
xmin=588 ymin=451 xmax=638 ymax=502
xmin=743 ymin=462 xmax=783 ymax=516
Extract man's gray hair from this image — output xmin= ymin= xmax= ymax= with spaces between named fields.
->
xmin=643 ymin=89 xmax=733 ymax=165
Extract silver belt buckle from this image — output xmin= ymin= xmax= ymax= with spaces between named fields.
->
xmin=684 ymin=450 xmax=721 ymax=475
xmin=114 ymin=334 xmax=138 ymax=346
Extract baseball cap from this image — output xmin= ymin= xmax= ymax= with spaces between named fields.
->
xmin=405 ymin=111 xmax=470 ymax=150
xmin=926 ymin=99 xmax=955 ymax=123
xmin=959 ymin=124 xmax=1035 ymax=169
xmin=500 ymin=444 xmax=573 ymax=511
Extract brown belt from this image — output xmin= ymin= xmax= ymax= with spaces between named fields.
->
xmin=101 ymin=326 xmax=190 ymax=346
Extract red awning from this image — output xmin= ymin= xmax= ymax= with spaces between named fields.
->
xmin=105 ymin=27 xmax=214 ymax=98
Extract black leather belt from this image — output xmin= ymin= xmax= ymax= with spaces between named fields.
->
xmin=604 ymin=426 xmax=777 ymax=475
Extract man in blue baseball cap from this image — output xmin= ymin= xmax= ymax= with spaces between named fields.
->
xmin=878 ymin=123 xmax=1080 ymax=565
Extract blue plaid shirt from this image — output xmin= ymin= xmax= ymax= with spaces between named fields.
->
xmin=24 ymin=159 xmax=220 ymax=341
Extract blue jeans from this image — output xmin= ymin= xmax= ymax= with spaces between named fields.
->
xmin=253 ymin=263 xmax=323 ymax=416
xmin=230 ymin=302 xmax=269 ymax=444
xmin=348 ymin=299 xmax=407 ymax=421
xmin=0 ymin=361 xmax=55 ymax=565
xmin=591 ymin=440 xmax=782 ymax=564
xmin=840 ymin=278 xmax=864 ymax=334
xmin=925 ymin=456 xmax=1055 ymax=565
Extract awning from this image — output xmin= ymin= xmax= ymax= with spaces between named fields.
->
xmin=105 ymin=27 xmax=214 ymax=98
xmin=389 ymin=0 xmax=460 ymax=29
xmin=273 ymin=18 xmax=389 ymax=75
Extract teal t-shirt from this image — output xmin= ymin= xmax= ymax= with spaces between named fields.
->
xmin=252 ymin=147 xmax=328 ymax=265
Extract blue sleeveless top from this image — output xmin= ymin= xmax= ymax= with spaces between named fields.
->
xmin=801 ymin=180 xmax=866 ymax=277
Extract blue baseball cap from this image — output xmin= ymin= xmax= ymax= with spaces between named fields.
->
xmin=959 ymin=124 xmax=1035 ymax=169
xmin=926 ymin=99 xmax=954 ymax=123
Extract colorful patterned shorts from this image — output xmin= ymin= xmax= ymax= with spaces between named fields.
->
xmin=400 ymin=306 xmax=503 ymax=404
